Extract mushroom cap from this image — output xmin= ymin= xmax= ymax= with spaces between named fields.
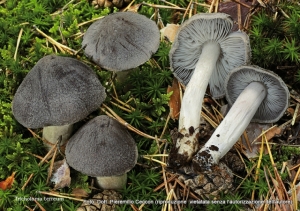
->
xmin=65 ymin=115 xmax=138 ymax=177
xmin=225 ymin=65 xmax=289 ymax=123
xmin=169 ymin=13 xmax=251 ymax=98
xmin=12 ymin=55 xmax=106 ymax=128
xmin=82 ymin=12 xmax=160 ymax=72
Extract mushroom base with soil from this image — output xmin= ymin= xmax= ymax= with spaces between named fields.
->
xmin=170 ymin=41 xmax=221 ymax=166
xmin=193 ymin=81 xmax=267 ymax=171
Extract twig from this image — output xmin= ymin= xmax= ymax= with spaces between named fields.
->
xmin=292 ymin=103 xmax=299 ymax=125
xmin=38 ymin=191 xmax=84 ymax=202
xmin=182 ymin=0 xmax=193 ymax=23
xmin=14 ymin=28 xmax=23 ymax=61
xmin=142 ymin=2 xmax=186 ymax=11
xmin=101 ymin=104 xmax=164 ymax=141
xmin=33 ymin=25 xmax=77 ymax=55
xmin=21 ymin=141 xmax=58 ymax=190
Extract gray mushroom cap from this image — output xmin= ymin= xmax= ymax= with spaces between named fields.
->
xmin=169 ymin=13 xmax=251 ymax=98
xmin=12 ymin=55 xmax=106 ymax=128
xmin=82 ymin=12 xmax=160 ymax=72
xmin=65 ymin=115 xmax=138 ymax=177
xmin=225 ymin=65 xmax=289 ymax=123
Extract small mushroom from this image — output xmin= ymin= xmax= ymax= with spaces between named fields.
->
xmin=12 ymin=55 xmax=106 ymax=149
xmin=65 ymin=115 xmax=138 ymax=190
xmin=193 ymin=65 xmax=289 ymax=171
xmin=168 ymin=13 xmax=251 ymax=167
xmin=82 ymin=12 xmax=160 ymax=81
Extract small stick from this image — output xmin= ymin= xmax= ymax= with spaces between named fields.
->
xmin=182 ymin=0 xmax=193 ymax=23
xmin=193 ymin=2 xmax=210 ymax=8
xmin=142 ymin=156 xmax=167 ymax=166
xmin=38 ymin=191 xmax=84 ymax=202
xmin=21 ymin=142 xmax=57 ymax=190
xmin=230 ymin=0 xmax=251 ymax=8
xmin=33 ymin=198 xmax=46 ymax=211
xmin=77 ymin=16 xmax=104 ymax=27
xmin=263 ymin=166 xmax=281 ymax=211
xmin=142 ymin=2 xmax=186 ymax=11
xmin=159 ymin=0 xmax=180 ymax=8
xmin=14 ymin=28 xmax=23 ymax=61
xmin=153 ymin=174 xmax=177 ymax=192
xmin=123 ymin=0 xmax=136 ymax=11
xmin=160 ymin=114 xmax=171 ymax=139
xmin=201 ymin=111 xmax=218 ymax=128
xmin=251 ymin=136 xmax=264 ymax=203
xmin=101 ymin=104 xmax=162 ymax=141
xmin=33 ymin=26 xmax=77 ymax=55
xmin=292 ymin=103 xmax=299 ymax=125
xmin=209 ymin=0 xmax=216 ymax=13
xmin=243 ymin=130 xmax=252 ymax=153
xmin=237 ymin=0 xmax=242 ymax=30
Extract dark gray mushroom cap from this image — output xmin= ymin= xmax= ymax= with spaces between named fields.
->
xmin=225 ymin=65 xmax=289 ymax=123
xmin=169 ymin=13 xmax=251 ymax=98
xmin=82 ymin=12 xmax=160 ymax=72
xmin=12 ymin=55 xmax=106 ymax=128
xmin=65 ymin=115 xmax=138 ymax=177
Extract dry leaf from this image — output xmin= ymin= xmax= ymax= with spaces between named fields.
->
xmin=50 ymin=159 xmax=71 ymax=190
xmin=167 ymin=77 xmax=181 ymax=120
xmin=241 ymin=123 xmax=277 ymax=158
xmin=0 ymin=172 xmax=16 ymax=190
xmin=218 ymin=0 xmax=252 ymax=31
xmin=160 ymin=24 xmax=180 ymax=42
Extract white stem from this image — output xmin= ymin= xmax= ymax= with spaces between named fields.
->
xmin=175 ymin=41 xmax=220 ymax=161
xmin=194 ymin=82 xmax=267 ymax=167
xmin=43 ymin=124 xmax=73 ymax=151
xmin=96 ymin=173 xmax=127 ymax=190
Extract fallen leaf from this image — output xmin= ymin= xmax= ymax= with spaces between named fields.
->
xmin=160 ymin=24 xmax=180 ymax=42
xmin=218 ymin=0 xmax=252 ymax=31
xmin=167 ymin=78 xmax=181 ymax=120
xmin=49 ymin=159 xmax=71 ymax=190
xmin=241 ymin=123 xmax=278 ymax=158
xmin=0 ymin=172 xmax=16 ymax=190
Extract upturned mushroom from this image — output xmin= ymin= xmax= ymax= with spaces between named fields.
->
xmin=65 ymin=115 xmax=138 ymax=190
xmin=193 ymin=65 xmax=289 ymax=171
xmin=168 ymin=13 xmax=251 ymax=167
xmin=12 ymin=55 xmax=106 ymax=149
xmin=82 ymin=11 xmax=160 ymax=81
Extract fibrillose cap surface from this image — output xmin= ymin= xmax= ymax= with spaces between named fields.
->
xmin=65 ymin=115 xmax=138 ymax=177
xmin=169 ymin=13 xmax=251 ymax=98
xmin=82 ymin=12 xmax=160 ymax=72
xmin=12 ymin=55 xmax=106 ymax=129
xmin=225 ymin=65 xmax=289 ymax=123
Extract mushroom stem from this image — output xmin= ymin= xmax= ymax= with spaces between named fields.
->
xmin=43 ymin=125 xmax=73 ymax=150
xmin=96 ymin=174 xmax=127 ymax=190
xmin=175 ymin=41 xmax=221 ymax=163
xmin=193 ymin=81 xmax=267 ymax=170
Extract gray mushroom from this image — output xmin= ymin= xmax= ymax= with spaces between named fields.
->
xmin=65 ymin=115 xmax=138 ymax=190
xmin=82 ymin=12 xmax=160 ymax=81
xmin=12 ymin=55 xmax=106 ymax=149
xmin=193 ymin=65 xmax=289 ymax=171
xmin=168 ymin=13 xmax=251 ymax=166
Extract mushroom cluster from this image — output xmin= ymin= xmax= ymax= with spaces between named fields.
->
xmin=168 ymin=13 xmax=251 ymax=167
xmin=12 ymin=55 xmax=106 ymax=149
